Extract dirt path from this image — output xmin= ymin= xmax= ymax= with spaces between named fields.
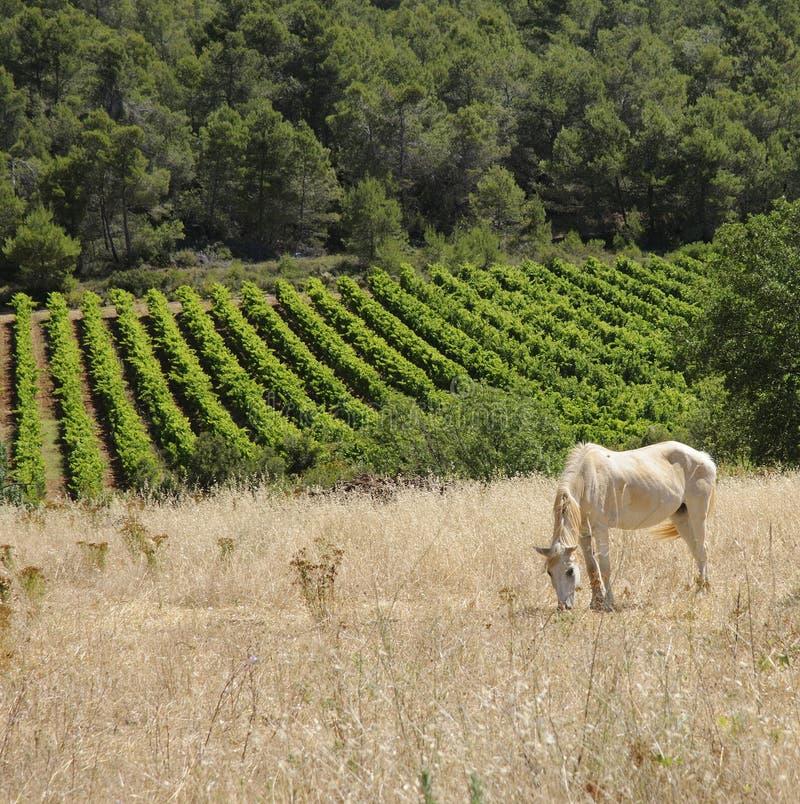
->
xmin=28 ymin=317 xmax=67 ymax=499
xmin=0 ymin=320 xmax=13 ymax=444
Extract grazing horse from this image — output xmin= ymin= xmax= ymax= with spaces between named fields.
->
xmin=535 ymin=441 xmax=716 ymax=610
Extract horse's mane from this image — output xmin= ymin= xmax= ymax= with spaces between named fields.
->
xmin=551 ymin=443 xmax=591 ymax=548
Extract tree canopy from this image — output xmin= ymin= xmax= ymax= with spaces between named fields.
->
xmin=2 ymin=0 xmax=800 ymax=283
xmin=696 ymin=198 xmax=800 ymax=464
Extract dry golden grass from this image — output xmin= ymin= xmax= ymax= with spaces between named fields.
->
xmin=1 ymin=473 xmax=800 ymax=801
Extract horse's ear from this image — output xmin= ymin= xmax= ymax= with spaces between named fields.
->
xmin=565 ymin=546 xmax=578 ymax=556
xmin=534 ymin=546 xmax=552 ymax=557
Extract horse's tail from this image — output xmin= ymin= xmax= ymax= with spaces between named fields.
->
xmin=553 ymin=486 xmax=581 ymax=547
xmin=652 ymin=521 xmax=680 ymax=539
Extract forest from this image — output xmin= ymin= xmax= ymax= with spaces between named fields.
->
xmin=3 ymin=0 xmax=800 ymax=287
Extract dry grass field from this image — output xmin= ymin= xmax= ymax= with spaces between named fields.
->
xmin=1 ymin=472 xmax=800 ymax=802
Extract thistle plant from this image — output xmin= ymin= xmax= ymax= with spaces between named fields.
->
xmin=289 ymin=536 xmax=344 ymax=622
xmin=18 ymin=566 xmax=45 ymax=603
xmin=217 ymin=537 xmax=235 ymax=562
xmin=119 ymin=511 xmax=168 ymax=569
xmin=76 ymin=541 xmax=109 ymax=571
xmin=0 ymin=545 xmax=15 ymax=571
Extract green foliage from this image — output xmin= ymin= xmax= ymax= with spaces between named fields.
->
xmin=363 ymin=381 xmax=570 ymax=481
xmin=173 ymin=284 xmax=304 ymax=456
xmin=341 ymin=177 xmax=406 ymax=265
xmin=0 ymin=153 xmax=24 ymax=261
xmin=184 ymin=431 xmax=280 ymax=491
xmin=79 ymin=291 xmax=162 ymax=490
xmin=274 ymin=279 xmax=398 ymax=409
xmin=9 ymin=293 xmax=46 ymax=503
xmin=3 ymin=0 xmax=800 ymax=282
xmin=336 ymin=274 xmax=466 ymax=390
xmin=144 ymin=288 xmax=257 ymax=459
xmin=45 ymin=292 xmax=105 ymax=500
xmin=306 ymin=276 xmax=448 ymax=410
xmin=366 ymin=267 xmax=517 ymax=389
xmin=0 ymin=245 xmax=732 ymax=498
xmin=695 ymin=198 xmax=800 ymax=463
xmin=239 ymin=282 xmax=377 ymax=428
xmin=3 ymin=208 xmax=79 ymax=294
xmin=109 ymin=288 xmax=197 ymax=467
xmin=469 ymin=165 xmax=531 ymax=243
xmin=208 ymin=283 xmax=350 ymax=441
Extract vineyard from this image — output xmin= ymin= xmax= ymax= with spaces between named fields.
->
xmin=0 ymin=256 xmax=707 ymax=503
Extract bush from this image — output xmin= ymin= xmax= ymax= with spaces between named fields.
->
xmin=185 ymin=432 xmax=283 ymax=490
xmin=362 ymin=381 xmax=572 ymax=479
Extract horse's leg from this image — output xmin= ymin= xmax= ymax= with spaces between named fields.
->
xmin=670 ymin=504 xmax=709 ymax=591
xmin=593 ymin=524 xmax=615 ymax=610
xmin=579 ymin=521 xmax=605 ymax=609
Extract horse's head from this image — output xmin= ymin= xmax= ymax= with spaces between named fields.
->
xmin=535 ymin=542 xmax=580 ymax=610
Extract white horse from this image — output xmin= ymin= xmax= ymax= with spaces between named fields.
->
xmin=535 ymin=441 xmax=716 ymax=610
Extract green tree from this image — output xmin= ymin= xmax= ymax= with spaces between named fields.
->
xmin=0 ymin=67 xmax=26 ymax=150
xmin=196 ymin=104 xmax=246 ymax=238
xmin=469 ymin=164 xmax=528 ymax=239
xmin=3 ymin=207 xmax=80 ymax=293
xmin=287 ymin=121 xmax=340 ymax=249
xmin=341 ymin=177 xmax=405 ymax=265
xmin=697 ymin=198 xmax=800 ymax=463
xmin=236 ymin=98 xmax=293 ymax=244
xmin=41 ymin=111 xmax=178 ymax=268
xmin=0 ymin=153 xmax=24 ymax=242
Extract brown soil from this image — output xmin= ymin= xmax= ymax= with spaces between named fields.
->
xmin=28 ymin=318 xmax=66 ymax=498
xmin=0 ymin=320 xmax=13 ymax=442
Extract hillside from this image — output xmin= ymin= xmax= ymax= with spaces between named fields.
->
xmin=3 ymin=0 xmax=800 ymax=291
xmin=0 ymin=256 xmax=708 ymax=502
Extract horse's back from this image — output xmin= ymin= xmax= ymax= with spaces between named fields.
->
xmin=572 ymin=441 xmax=715 ymax=530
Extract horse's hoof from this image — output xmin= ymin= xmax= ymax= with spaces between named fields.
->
xmin=695 ymin=577 xmax=711 ymax=593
